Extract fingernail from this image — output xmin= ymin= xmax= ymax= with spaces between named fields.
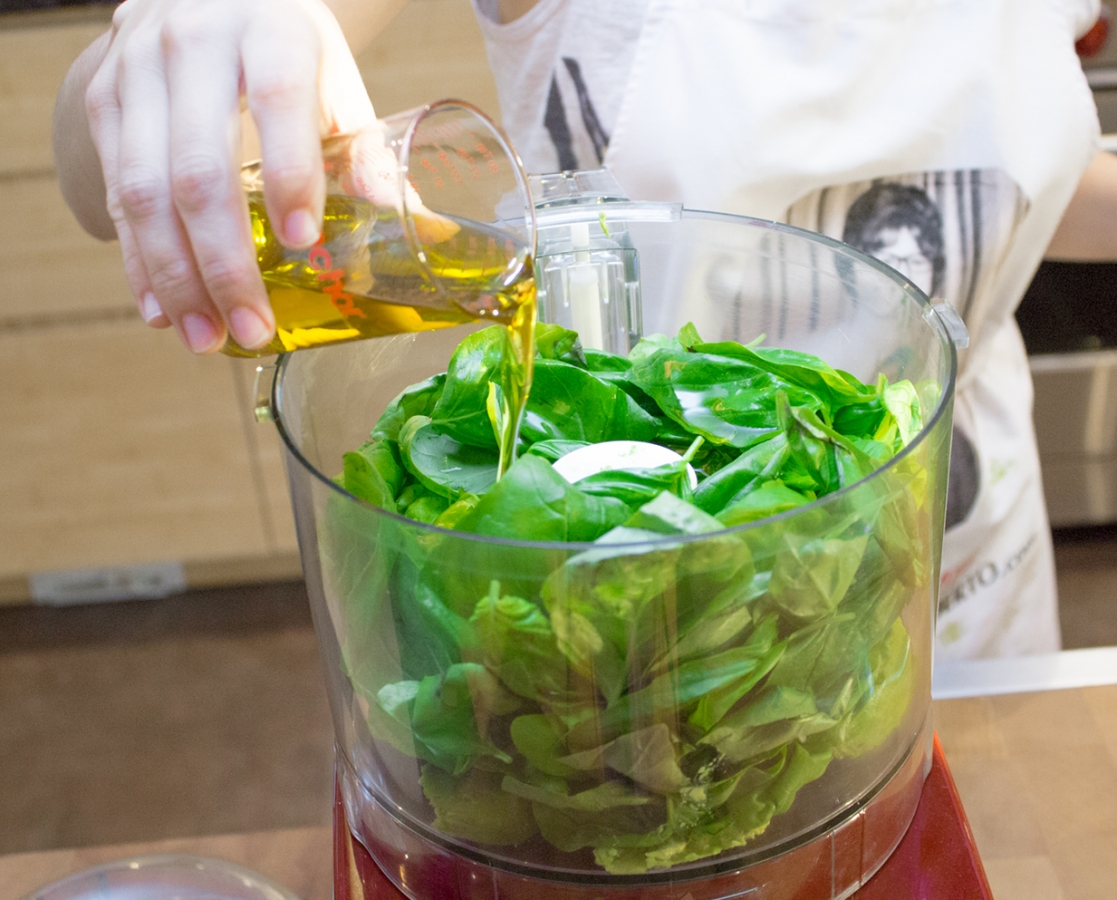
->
xmin=139 ymin=292 xmax=164 ymax=323
xmin=229 ymin=306 xmax=274 ymax=349
xmin=283 ymin=209 xmax=319 ymax=247
xmin=181 ymin=313 xmax=220 ymax=353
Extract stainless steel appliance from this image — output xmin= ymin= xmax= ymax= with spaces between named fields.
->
xmin=1018 ymin=263 xmax=1117 ymax=527
xmin=1016 ymin=9 xmax=1117 ymax=527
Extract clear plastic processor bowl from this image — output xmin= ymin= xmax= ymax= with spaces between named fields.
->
xmin=263 ymin=195 xmax=959 ymax=900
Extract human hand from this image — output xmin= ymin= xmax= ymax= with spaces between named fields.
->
xmin=82 ymin=0 xmax=377 ymax=353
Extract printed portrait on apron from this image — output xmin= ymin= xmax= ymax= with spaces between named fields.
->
xmin=785 ymin=170 xmax=1029 ymax=321
xmin=785 ymin=169 xmax=1029 ymax=530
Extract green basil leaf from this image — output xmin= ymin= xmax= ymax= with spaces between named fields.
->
xmin=716 ymin=481 xmax=813 ymax=528
xmin=409 ymin=663 xmax=514 ymax=775
xmin=399 ymin=415 xmax=499 ymax=498
xmin=831 ymin=619 xmax=913 ymax=759
xmin=453 ymin=454 xmax=630 ymax=543
xmin=524 ymin=440 xmax=592 ymax=462
xmin=510 ymin=714 xmax=579 ymax=778
xmin=574 ymin=464 xmax=693 ymax=506
xmin=520 ymin=358 xmax=659 ymax=445
xmin=501 ymin=775 xmax=653 ymax=812
xmin=340 ymin=450 xmax=397 ymax=511
xmin=694 ymin=340 xmax=870 ymax=409
xmin=467 ymin=584 xmax=572 ymax=702
xmin=372 ymin=373 xmax=447 ymax=443
xmin=402 ymin=492 xmax=450 ymax=524
xmin=429 ymin=327 xmax=506 ymax=449
xmin=583 ymin=347 xmax=633 ymax=374
xmin=767 ymin=530 xmax=870 ymax=623
xmin=882 ymin=380 xmax=924 ymax=447
xmin=353 ymin=439 xmax=406 ymax=499
xmin=692 ymin=433 xmax=789 ymax=515
xmin=597 ymin=724 xmax=688 ymax=794
xmin=535 ymin=322 xmax=584 ymax=363
xmin=627 ymin=345 xmax=821 ymax=448
xmin=420 ymin=766 xmax=537 ymax=845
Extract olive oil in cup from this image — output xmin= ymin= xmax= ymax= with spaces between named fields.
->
xmin=230 ymin=101 xmax=538 ymax=476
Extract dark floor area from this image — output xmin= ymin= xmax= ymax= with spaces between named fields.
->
xmin=0 ymin=526 xmax=1114 ymax=857
xmin=0 ymin=581 xmax=334 ymax=857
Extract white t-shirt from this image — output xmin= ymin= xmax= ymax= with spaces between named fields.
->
xmin=472 ymin=0 xmax=1102 ymax=659
xmin=471 ymin=0 xmax=651 ymax=175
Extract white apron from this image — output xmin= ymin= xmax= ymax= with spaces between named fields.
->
xmin=475 ymin=0 xmax=1101 ymax=658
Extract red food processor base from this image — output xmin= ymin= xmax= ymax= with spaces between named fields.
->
xmin=333 ymin=735 xmax=992 ymax=900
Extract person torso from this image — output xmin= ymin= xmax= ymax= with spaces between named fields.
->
xmin=472 ymin=0 xmax=1102 ymax=658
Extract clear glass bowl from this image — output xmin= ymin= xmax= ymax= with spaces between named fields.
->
xmin=18 ymin=855 xmax=302 ymax=900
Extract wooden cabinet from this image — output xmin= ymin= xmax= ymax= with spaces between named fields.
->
xmin=0 ymin=1 xmax=499 ymax=604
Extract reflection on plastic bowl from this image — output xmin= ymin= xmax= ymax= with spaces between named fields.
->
xmin=17 ymin=855 xmax=303 ymax=900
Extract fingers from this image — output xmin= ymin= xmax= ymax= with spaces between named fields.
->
xmin=105 ymin=0 xmax=279 ymax=353
xmin=80 ymin=0 xmax=374 ymax=355
xmin=241 ymin=12 xmax=326 ymax=250
xmin=163 ymin=8 xmax=274 ymax=350
xmin=346 ymin=126 xmax=403 ymax=206
xmin=310 ymin=1 xmax=377 ymax=135
xmin=115 ymin=28 xmax=231 ymax=351
xmin=121 ymin=220 xmax=171 ymax=328
xmin=85 ymin=42 xmax=170 ymax=332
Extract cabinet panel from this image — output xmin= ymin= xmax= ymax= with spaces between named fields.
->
xmin=0 ymin=175 xmax=134 ymax=321
xmin=0 ymin=17 xmax=110 ymax=175
xmin=0 ymin=1 xmax=498 ymax=178
xmin=0 ymin=321 xmax=273 ymax=580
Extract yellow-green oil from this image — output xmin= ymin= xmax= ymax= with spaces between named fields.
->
xmin=228 ymin=192 xmax=536 ymax=476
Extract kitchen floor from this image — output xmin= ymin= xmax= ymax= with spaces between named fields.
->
xmin=1 ymin=527 xmax=1116 ymax=859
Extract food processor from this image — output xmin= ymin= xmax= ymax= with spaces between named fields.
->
xmin=255 ymin=170 xmax=967 ymax=900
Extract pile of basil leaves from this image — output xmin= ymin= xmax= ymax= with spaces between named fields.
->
xmin=324 ymin=322 xmax=935 ymax=876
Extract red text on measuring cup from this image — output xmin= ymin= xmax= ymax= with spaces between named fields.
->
xmin=308 ymin=241 xmax=367 ymax=319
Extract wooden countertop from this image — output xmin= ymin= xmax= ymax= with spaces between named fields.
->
xmin=3 ymin=676 xmax=1117 ymax=900
xmin=934 ymin=682 xmax=1117 ymax=900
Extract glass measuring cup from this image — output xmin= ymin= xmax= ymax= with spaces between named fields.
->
xmin=224 ymin=100 xmax=537 ymax=358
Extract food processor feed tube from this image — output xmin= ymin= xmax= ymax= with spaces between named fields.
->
xmin=564 ymin=222 xmax=605 ymax=350
xmin=268 ymin=175 xmax=964 ymax=900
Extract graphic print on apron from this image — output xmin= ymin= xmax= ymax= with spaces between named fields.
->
xmin=785 ymin=169 xmax=1029 ymax=324
xmin=544 ymin=57 xmax=611 ymax=171
xmin=783 ymin=169 xmax=1060 ymax=655
xmin=785 ymin=170 xmax=1030 ymax=534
